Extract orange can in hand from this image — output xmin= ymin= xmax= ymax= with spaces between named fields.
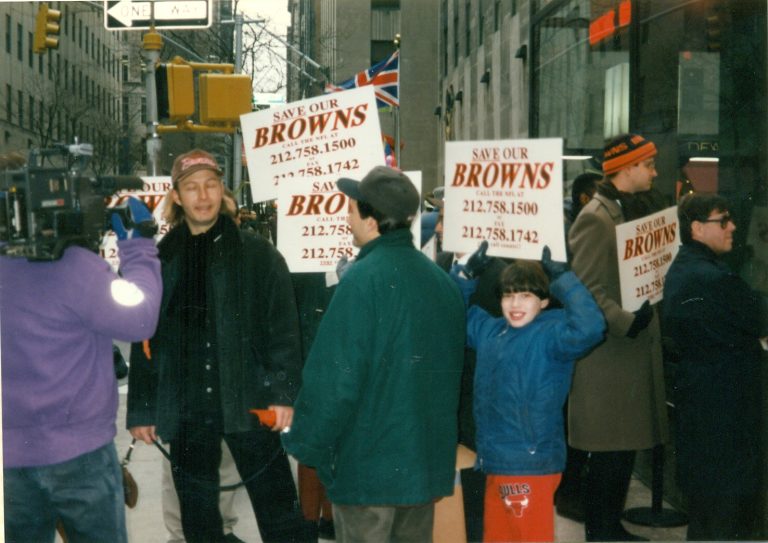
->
xmin=249 ymin=408 xmax=277 ymax=428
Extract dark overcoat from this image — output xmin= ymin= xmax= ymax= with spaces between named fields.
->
xmin=127 ymin=216 xmax=302 ymax=440
xmin=663 ymin=241 xmax=767 ymax=495
xmin=282 ymin=230 xmax=466 ymax=505
xmin=567 ymin=193 xmax=669 ymax=450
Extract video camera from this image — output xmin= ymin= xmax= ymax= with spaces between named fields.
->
xmin=0 ymin=141 xmax=146 ymax=261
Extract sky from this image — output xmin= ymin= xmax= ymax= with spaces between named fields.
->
xmin=237 ymin=0 xmax=291 ymax=99
xmin=238 ymin=0 xmax=291 ymax=30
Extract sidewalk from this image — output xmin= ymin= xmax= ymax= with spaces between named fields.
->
xmin=113 ymin=387 xmax=686 ymax=543
xmin=115 ymin=386 xmax=262 ymax=543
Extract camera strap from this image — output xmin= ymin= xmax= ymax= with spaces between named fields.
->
xmin=152 ymin=439 xmax=283 ymax=492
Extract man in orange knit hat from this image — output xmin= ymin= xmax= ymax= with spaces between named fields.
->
xmin=566 ymin=134 xmax=669 ymax=541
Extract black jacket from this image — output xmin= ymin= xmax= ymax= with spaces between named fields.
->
xmin=127 ymin=216 xmax=302 ymax=440
xmin=663 ymin=241 xmax=767 ymax=494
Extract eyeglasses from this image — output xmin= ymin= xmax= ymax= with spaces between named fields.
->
xmin=699 ymin=213 xmax=733 ymax=228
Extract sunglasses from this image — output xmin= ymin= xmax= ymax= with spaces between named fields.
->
xmin=699 ymin=213 xmax=733 ymax=228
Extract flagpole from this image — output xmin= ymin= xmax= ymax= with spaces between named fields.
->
xmin=394 ymin=35 xmax=401 ymax=167
xmin=394 ymin=108 xmax=401 ymax=167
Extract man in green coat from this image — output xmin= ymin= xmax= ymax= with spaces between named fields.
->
xmin=282 ymin=166 xmax=466 ymax=542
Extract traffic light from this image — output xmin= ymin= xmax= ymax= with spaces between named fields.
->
xmin=33 ymin=3 xmax=61 ymax=54
xmin=155 ymin=64 xmax=195 ymax=121
xmin=199 ymin=74 xmax=252 ymax=124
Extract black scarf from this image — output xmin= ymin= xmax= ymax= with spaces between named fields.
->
xmin=596 ymin=181 xmax=668 ymax=221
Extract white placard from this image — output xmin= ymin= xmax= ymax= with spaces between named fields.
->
xmin=615 ymin=206 xmax=680 ymax=311
xmin=101 ymin=176 xmax=173 ymax=270
xmin=442 ymin=138 xmax=567 ymax=261
xmin=421 ymin=235 xmax=438 ymax=262
xmin=241 ymin=86 xmax=385 ymax=204
xmin=277 ymin=171 xmax=422 ymax=273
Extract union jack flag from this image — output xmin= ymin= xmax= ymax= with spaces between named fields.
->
xmin=324 ymin=50 xmax=399 ymax=109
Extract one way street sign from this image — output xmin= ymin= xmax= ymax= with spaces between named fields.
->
xmin=104 ymin=0 xmax=212 ymax=30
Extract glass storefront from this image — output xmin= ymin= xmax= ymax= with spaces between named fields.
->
xmin=531 ymin=0 xmax=768 ymax=520
xmin=532 ymin=0 xmax=767 ymax=290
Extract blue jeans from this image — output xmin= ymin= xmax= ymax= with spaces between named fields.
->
xmin=4 ymin=442 xmax=127 ymax=543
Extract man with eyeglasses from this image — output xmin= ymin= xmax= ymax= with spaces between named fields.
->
xmin=567 ymin=134 xmax=669 ymax=541
xmin=663 ymin=192 xmax=767 ymax=541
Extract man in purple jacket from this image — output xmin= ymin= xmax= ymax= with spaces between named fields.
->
xmin=2 ymin=197 xmax=162 ymax=543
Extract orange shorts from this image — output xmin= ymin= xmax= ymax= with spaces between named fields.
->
xmin=483 ymin=473 xmax=562 ymax=543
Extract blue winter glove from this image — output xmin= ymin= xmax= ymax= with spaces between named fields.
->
xmin=541 ymin=245 xmax=569 ymax=280
xmin=110 ymin=197 xmax=157 ymax=240
xmin=464 ymin=240 xmax=491 ymax=279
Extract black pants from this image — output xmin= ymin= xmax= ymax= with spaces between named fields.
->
xmin=170 ymin=419 xmax=313 ymax=543
xmin=583 ymin=450 xmax=636 ymax=541
xmin=461 ymin=467 xmax=485 ymax=542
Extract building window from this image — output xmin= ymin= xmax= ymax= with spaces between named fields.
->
xmin=510 ymin=0 xmax=517 ymax=17
xmin=494 ymin=0 xmax=501 ymax=32
xmin=453 ymin=2 xmax=459 ymax=66
xmin=465 ymin=2 xmax=471 ymax=57
xmin=38 ymin=53 xmax=43 ymax=74
xmin=478 ymin=2 xmax=484 ymax=46
xmin=78 ymin=18 xmax=82 ymax=48
xmin=442 ymin=0 xmax=448 ymax=76
xmin=29 ymin=96 xmax=34 ymax=130
xmin=5 ymin=14 xmax=11 ymax=54
xmin=6 ymin=84 xmax=11 ymax=124
xmin=28 ymin=31 xmax=33 ymax=66
xmin=16 ymin=23 xmax=22 ymax=61
xmin=18 ymin=90 xmax=23 ymax=129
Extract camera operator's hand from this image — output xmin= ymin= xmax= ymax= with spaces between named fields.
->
xmin=111 ymin=197 xmax=157 ymax=240
xmin=541 ymin=245 xmax=569 ymax=281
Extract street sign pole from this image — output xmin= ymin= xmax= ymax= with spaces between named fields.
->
xmin=142 ymin=6 xmax=162 ymax=176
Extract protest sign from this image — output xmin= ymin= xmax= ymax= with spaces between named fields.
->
xmin=241 ymin=86 xmax=385 ymax=204
xmin=101 ymin=177 xmax=172 ymax=270
xmin=615 ymin=205 xmax=680 ymax=311
xmin=277 ymin=171 xmax=422 ymax=273
xmin=442 ymin=138 xmax=566 ymax=261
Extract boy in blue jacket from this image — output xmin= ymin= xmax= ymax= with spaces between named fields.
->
xmin=452 ymin=246 xmax=605 ymax=542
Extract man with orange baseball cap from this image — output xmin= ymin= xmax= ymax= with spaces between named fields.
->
xmin=128 ymin=149 xmax=312 ymax=542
